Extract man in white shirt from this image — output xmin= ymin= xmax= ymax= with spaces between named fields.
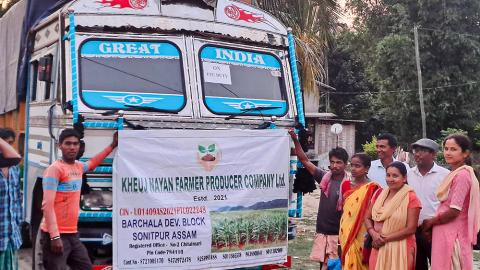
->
xmin=407 ymin=138 xmax=449 ymax=270
xmin=368 ymin=133 xmax=408 ymax=187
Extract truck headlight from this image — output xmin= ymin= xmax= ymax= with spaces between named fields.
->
xmin=81 ymin=188 xmax=112 ymax=210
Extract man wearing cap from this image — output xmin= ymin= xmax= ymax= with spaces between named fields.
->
xmin=407 ymin=138 xmax=449 ymax=270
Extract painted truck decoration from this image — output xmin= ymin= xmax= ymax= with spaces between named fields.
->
xmin=79 ymin=40 xmax=184 ymax=111
xmin=200 ymin=46 xmax=287 ymax=115
xmin=224 ymin=4 xmax=280 ymax=31
xmin=98 ymin=0 xmax=149 ymax=9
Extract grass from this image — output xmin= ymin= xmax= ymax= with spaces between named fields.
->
xmin=287 ymin=232 xmax=320 ymax=269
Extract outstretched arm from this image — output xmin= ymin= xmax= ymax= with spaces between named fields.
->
xmin=288 ymin=129 xmax=318 ymax=177
xmin=84 ymin=132 xmax=118 ymax=172
xmin=422 ymin=208 xmax=460 ymax=233
xmin=0 ymin=138 xmax=21 ymax=167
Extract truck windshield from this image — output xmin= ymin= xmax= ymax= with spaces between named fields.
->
xmin=199 ymin=45 xmax=288 ymax=116
xmin=79 ymin=39 xmax=185 ymax=112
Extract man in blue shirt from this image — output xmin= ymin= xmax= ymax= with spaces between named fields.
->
xmin=367 ymin=133 xmax=409 ymax=187
xmin=0 ymin=128 xmax=23 ymax=270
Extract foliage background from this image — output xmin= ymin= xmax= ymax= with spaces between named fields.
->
xmin=327 ymin=0 xmax=480 ymax=149
xmin=257 ymin=0 xmax=341 ymax=95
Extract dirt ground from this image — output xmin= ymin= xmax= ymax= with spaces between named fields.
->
xmin=288 ymin=192 xmax=323 ymax=269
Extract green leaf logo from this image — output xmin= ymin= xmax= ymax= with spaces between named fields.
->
xmin=208 ymin=144 xmax=216 ymax=153
xmin=198 ymin=145 xmax=207 ymax=154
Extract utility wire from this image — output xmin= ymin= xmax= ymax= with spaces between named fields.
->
xmin=418 ymin=27 xmax=480 ymax=39
xmin=321 ymin=81 xmax=480 ymax=95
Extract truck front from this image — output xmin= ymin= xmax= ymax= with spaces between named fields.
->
xmin=45 ymin=0 xmax=303 ymax=268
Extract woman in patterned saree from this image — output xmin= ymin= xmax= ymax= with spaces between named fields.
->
xmin=339 ymin=153 xmax=380 ymax=270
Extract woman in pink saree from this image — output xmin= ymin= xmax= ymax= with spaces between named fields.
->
xmin=423 ymin=134 xmax=480 ymax=270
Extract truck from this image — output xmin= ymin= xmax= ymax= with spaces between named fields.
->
xmin=0 ymin=0 xmax=306 ymax=268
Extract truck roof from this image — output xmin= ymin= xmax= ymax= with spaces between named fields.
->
xmin=51 ymin=0 xmax=288 ymax=46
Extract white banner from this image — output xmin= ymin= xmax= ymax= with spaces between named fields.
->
xmin=113 ymin=129 xmax=289 ymax=269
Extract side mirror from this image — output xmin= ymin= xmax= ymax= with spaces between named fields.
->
xmin=38 ymin=55 xmax=53 ymax=82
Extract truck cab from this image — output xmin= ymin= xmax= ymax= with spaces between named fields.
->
xmin=22 ymin=0 xmax=303 ymax=268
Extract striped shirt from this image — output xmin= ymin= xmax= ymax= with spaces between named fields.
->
xmin=0 ymin=165 xmax=23 ymax=251
xmin=41 ymin=145 xmax=113 ymax=238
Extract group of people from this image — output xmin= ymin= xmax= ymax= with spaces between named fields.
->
xmin=0 ymin=127 xmax=116 ymax=270
xmin=290 ymin=130 xmax=480 ymax=270
xmin=0 ymin=125 xmax=479 ymax=270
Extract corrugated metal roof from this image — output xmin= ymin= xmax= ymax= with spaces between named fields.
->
xmin=60 ymin=0 xmax=288 ymax=46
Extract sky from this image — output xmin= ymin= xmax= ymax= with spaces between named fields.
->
xmin=0 ymin=0 xmax=11 ymax=10
xmin=338 ymin=0 xmax=355 ymax=27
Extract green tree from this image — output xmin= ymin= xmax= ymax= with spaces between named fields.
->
xmin=473 ymin=124 xmax=480 ymax=149
xmin=257 ymin=0 xmax=341 ymax=94
xmin=362 ymin=136 xmax=378 ymax=159
xmin=327 ymin=30 xmax=373 ymax=120
xmin=336 ymin=0 xmax=480 ymax=144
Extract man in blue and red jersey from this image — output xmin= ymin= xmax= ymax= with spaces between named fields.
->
xmin=41 ymin=129 xmax=117 ymax=270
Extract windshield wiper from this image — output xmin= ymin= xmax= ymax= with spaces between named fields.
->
xmin=124 ymin=104 xmax=177 ymax=113
xmin=225 ymin=106 xmax=282 ymax=120
xmin=101 ymin=105 xmax=175 ymax=116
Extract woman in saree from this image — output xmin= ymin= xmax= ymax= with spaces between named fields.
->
xmin=365 ymin=161 xmax=421 ymax=270
xmin=422 ymin=134 xmax=480 ymax=270
xmin=339 ymin=153 xmax=380 ymax=270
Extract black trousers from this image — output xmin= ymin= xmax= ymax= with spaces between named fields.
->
xmin=415 ymin=227 xmax=431 ymax=270
xmin=41 ymin=232 xmax=92 ymax=270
